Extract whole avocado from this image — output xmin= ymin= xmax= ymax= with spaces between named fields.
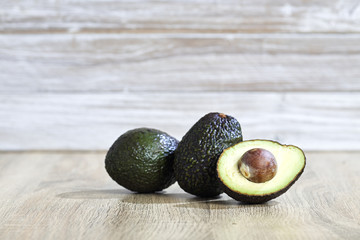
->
xmin=174 ymin=112 xmax=243 ymax=197
xmin=105 ymin=128 xmax=178 ymax=193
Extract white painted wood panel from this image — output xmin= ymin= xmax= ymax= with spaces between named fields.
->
xmin=1 ymin=34 xmax=360 ymax=93
xmin=1 ymin=0 xmax=360 ymax=33
xmin=1 ymin=1 xmax=359 ymax=152
xmin=0 ymin=92 xmax=359 ymax=151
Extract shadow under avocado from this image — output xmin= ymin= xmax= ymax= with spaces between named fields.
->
xmin=173 ymin=199 xmax=279 ymax=209
xmin=57 ymin=189 xmax=279 ymax=208
xmin=57 ymin=189 xmax=132 ymax=199
xmin=57 ymin=189 xmax=201 ymax=203
xmin=119 ymin=192 xmax=221 ymax=204
xmin=57 ymin=188 xmax=224 ymax=205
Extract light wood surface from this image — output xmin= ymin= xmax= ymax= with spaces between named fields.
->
xmin=1 ymin=1 xmax=359 ymax=239
xmin=1 ymin=92 xmax=359 ymax=151
xmin=0 ymin=0 xmax=359 ymax=151
xmin=0 ymin=151 xmax=359 ymax=240
xmin=1 ymin=34 xmax=360 ymax=93
xmin=1 ymin=0 xmax=360 ymax=33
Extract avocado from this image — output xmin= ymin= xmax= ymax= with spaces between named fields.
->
xmin=105 ymin=128 xmax=178 ymax=193
xmin=217 ymin=139 xmax=306 ymax=204
xmin=174 ymin=112 xmax=243 ymax=197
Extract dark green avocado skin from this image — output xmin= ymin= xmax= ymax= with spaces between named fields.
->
xmin=174 ymin=112 xmax=243 ymax=197
xmin=105 ymin=128 xmax=178 ymax=193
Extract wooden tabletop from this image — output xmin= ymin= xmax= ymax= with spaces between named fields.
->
xmin=0 ymin=151 xmax=359 ymax=240
xmin=1 ymin=1 xmax=360 ymax=239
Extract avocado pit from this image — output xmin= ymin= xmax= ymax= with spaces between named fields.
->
xmin=238 ymin=148 xmax=277 ymax=183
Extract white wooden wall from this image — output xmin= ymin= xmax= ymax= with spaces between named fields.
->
xmin=0 ymin=0 xmax=359 ymax=151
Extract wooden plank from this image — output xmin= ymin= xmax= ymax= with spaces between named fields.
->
xmin=1 ymin=34 xmax=360 ymax=93
xmin=0 ymin=92 xmax=359 ymax=151
xmin=1 ymin=0 xmax=360 ymax=33
xmin=0 ymin=151 xmax=359 ymax=240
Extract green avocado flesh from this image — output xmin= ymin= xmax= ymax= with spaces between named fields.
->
xmin=174 ymin=112 xmax=243 ymax=197
xmin=217 ymin=140 xmax=305 ymax=203
xmin=105 ymin=128 xmax=178 ymax=193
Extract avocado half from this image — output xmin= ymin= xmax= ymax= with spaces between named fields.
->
xmin=217 ymin=140 xmax=306 ymax=204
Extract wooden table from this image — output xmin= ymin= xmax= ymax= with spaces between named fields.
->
xmin=1 ymin=151 xmax=359 ymax=240
xmin=1 ymin=1 xmax=360 ymax=239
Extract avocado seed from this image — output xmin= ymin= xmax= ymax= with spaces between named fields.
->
xmin=238 ymin=148 xmax=277 ymax=183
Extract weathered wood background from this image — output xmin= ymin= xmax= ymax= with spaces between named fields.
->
xmin=0 ymin=0 xmax=359 ymax=151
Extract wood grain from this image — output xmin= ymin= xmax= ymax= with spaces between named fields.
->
xmin=0 ymin=92 xmax=359 ymax=151
xmin=1 ymin=0 xmax=360 ymax=33
xmin=0 ymin=151 xmax=359 ymax=240
xmin=1 ymin=0 xmax=359 ymax=152
xmin=1 ymin=34 xmax=360 ymax=93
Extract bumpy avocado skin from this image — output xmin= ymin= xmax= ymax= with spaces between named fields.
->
xmin=174 ymin=112 xmax=243 ymax=197
xmin=105 ymin=128 xmax=178 ymax=193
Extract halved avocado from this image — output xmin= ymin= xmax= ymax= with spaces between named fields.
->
xmin=217 ymin=140 xmax=306 ymax=204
